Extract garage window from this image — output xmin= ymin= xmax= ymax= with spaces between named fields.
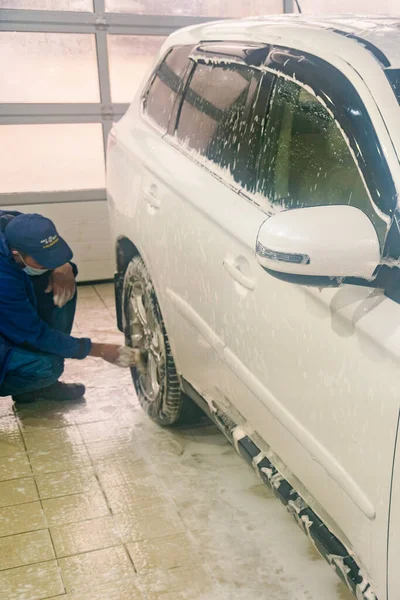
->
xmin=108 ymin=35 xmax=167 ymax=104
xmin=175 ymin=61 xmax=262 ymax=192
xmin=0 ymin=32 xmax=99 ymax=104
xmin=143 ymin=45 xmax=191 ymax=133
xmin=1 ymin=123 xmax=105 ymax=193
xmin=105 ymin=0 xmax=283 ymax=17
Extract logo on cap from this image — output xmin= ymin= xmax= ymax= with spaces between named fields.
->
xmin=41 ymin=235 xmax=59 ymax=249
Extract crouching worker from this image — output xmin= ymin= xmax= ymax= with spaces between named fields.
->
xmin=0 ymin=211 xmax=139 ymax=404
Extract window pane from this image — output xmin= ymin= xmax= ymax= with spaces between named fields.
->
xmin=176 ymin=62 xmax=262 ymax=191
xmin=0 ymin=33 xmax=99 ymax=103
xmin=0 ymin=124 xmax=105 ymax=193
xmin=299 ymin=0 xmax=398 ymax=15
xmin=202 ymin=0 xmax=283 ymax=17
xmin=260 ymin=80 xmax=379 ymax=226
xmin=0 ymin=0 xmax=92 ymax=9
xmin=105 ymin=0 xmax=282 ymax=17
xmin=144 ymin=45 xmax=191 ymax=132
xmin=108 ymin=35 xmax=166 ymax=104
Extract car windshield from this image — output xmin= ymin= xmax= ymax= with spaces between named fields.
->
xmin=387 ymin=69 xmax=400 ymax=104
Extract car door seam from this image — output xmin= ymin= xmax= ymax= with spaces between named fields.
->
xmin=386 ymin=407 xmax=400 ymax=599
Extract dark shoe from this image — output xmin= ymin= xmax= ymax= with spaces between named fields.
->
xmin=12 ymin=392 xmax=38 ymax=404
xmin=13 ymin=381 xmax=85 ymax=404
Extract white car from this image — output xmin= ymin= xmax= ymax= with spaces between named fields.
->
xmin=107 ymin=15 xmax=400 ymax=600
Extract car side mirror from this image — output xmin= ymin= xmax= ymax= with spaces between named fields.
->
xmin=256 ymin=205 xmax=380 ymax=286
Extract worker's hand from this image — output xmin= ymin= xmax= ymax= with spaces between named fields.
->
xmin=46 ymin=263 xmax=76 ymax=308
xmin=90 ymin=343 xmax=121 ymax=365
xmin=90 ymin=343 xmax=145 ymax=371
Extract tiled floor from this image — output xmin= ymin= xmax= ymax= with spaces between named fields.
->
xmin=0 ymin=284 xmax=353 ymax=600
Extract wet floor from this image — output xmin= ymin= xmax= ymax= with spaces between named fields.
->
xmin=0 ymin=283 xmax=354 ymax=600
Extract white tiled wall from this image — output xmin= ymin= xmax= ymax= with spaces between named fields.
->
xmin=4 ymin=201 xmax=114 ymax=282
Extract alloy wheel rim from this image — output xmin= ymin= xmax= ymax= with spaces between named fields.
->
xmin=128 ymin=281 xmax=163 ymax=401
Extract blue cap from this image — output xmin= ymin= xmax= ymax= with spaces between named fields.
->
xmin=5 ymin=213 xmax=73 ymax=269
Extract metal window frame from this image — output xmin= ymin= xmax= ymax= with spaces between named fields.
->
xmin=0 ymin=0 xmax=290 ymax=207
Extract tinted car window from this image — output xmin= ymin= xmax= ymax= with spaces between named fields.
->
xmin=387 ymin=69 xmax=400 ymax=105
xmin=143 ymin=46 xmax=191 ymax=132
xmin=259 ymin=79 xmax=382 ymax=231
xmin=175 ymin=61 xmax=263 ymax=192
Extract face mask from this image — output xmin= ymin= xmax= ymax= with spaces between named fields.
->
xmin=23 ymin=265 xmax=49 ymax=276
xmin=17 ymin=253 xmax=48 ymax=276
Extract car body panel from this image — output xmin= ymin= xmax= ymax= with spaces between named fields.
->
xmin=107 ymin=16 xmax=400 ymax=600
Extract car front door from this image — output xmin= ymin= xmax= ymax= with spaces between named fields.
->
xmin=213 ymin=49 xmax=400 ymax=598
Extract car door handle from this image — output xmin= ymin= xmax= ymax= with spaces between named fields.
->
xmin=143 ymin=185 xmax=160 ymax=210
xmin=223 ymin=258 xmax=255 ymax=291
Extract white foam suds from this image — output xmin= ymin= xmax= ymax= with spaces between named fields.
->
xmin=232 ymin=426 xmax=248 ymax=454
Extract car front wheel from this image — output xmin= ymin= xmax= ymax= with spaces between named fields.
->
xmin=123 ymin=256 xmax=202 ymax=426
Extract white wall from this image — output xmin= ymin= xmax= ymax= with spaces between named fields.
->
xmin=3 ymin=202 xmax=114 ymax=282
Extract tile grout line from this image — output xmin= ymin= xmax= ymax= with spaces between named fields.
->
xmin=0 ymin=484 xmax=103 ymax=507
xmin=13 ymin=412 xmax=34 ymax=478
xmin=80 ymin=420 xmax=114 ymax=516
xmin=123 ymin=542 xmax=138 ymax=574
xmin=20 ymin=431 xmax=67 ymax=593
xmin=1 ymin=414 xmax=53 ymax=548
xmin=0 ymin=522 xmax=50 ymax=541
xmin=34 ymin=448 xmax=74 ymax=597
xmin=119 ymin=544 xmax=152 ymax=600
xmin=51 ymin=539 xmax=123 ymax=562
xmin=5 ymin=423 xmax=79 ymax=597
xmin=79 ymin=428 xmax=150 ymax=594
xmin=92 ymin=284 xmax=110 ymax=312
xmin=50 ymin=510 xmax=116 ymax=527
xmin=0 ymin=471 xmax=35 ymax=484
xmin=140 ymin=441 xmax=225 ymax=594
xmin=42 ymin=422 xmax=108 ymax=594
xmin=0 ymin=543 xmax=137 ymax=575
xmin=13 ymin=405 xmax=136 ymax=434
xmin=0 ymin=495 xmax=43 ymax=511
xmin=80 ymin=422 xmax=127 ymax=568
xmin=0 ymin=557 xmax=61 ymax=575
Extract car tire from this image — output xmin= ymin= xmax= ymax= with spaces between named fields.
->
xmin=123 ymin=256 xmax=203 ymax=426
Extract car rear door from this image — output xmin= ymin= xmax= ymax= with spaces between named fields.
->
xmin=213 ymin=47 xmax=400 ymax=598
xmin=108 ymin=43 xmax=226 ymax=402
xmin=144 ymin=43 xmax=275 ymax=405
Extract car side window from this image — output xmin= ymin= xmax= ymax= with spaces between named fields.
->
xmin=143 ymin=46 xmax=191 ymax=132
xmin=259 ymin=78 xmax=382 ymax=231
xmin=175 ymin=61 xmax=263 ymax=193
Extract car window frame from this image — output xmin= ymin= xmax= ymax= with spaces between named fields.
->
xmin=140 ymin=45 xmax=194 ymax=136
xmin=256 ymin=45 xmax=398 ymax=254
xmin=258 ymin=76 xmax=386 ymax=237
xmin=168 ymin=42 xmax=275 ymax=206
